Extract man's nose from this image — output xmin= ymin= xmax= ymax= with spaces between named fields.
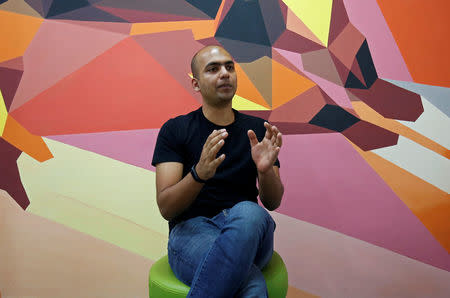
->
xmin=219 ymin=66 xmax=230 ymax=78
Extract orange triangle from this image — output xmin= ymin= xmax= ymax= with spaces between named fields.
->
xmin=130 ymin=20 xmax=215 ymax=40
xmin=235 ymin=63 xmax=270 ymax=109
xmin=0 ymin=10 xmax=43 ymax=63
xmin=130 ymin=0 xmax=225 ymax=40
xmin=272 ymin=59 xmax=316 ymax=109
xmin=2 ymin=115 xmax=53 ymax=162
xmin=349 ymin=140 xmax=450 ymax=252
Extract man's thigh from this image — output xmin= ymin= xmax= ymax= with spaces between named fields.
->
xmin=168 ymin=216 xmax=221 ymax=285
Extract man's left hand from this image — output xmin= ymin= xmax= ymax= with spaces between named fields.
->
xmin=248 ymin=122 xmax=282 ymax=173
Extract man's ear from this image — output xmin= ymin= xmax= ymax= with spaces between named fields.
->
xmin=192 ymin=78 xmax=200 ymax=92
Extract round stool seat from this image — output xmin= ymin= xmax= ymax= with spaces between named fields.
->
xmin=149 ymin=251 xmax=288 ymax=297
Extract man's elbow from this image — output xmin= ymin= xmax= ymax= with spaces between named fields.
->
xmin=266 ymin=200 xmax=281 ymax=211
xmin=156 ymin=193 xmax=174 ymax=221
xmin=261 ymin=195 xmax=283 ymax=211
xmin=265 ymin=188 xmax=284 ymax=211
xmin=158 ymin=206 xmax=171 ymax=221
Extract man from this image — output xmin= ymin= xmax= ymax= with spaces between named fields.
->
xmin=152 ymin=45 xmax=284 ymax=297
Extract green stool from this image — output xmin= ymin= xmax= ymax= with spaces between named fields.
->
xmin=149 ymin=251 xmax=288 ymax=297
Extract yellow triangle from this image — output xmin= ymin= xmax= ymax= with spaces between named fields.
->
xmin=286 ymin=8 xmax=324 ymax=46
xmin=232 ymin=95 xmax=270 ymax=111
xmin=0 ymin=89 xmax=7 ymax=136
xmin=282 ymin=0 xmax=332 ymax=47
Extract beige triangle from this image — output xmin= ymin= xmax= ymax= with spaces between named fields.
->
xmin=240 ymin=57 xmax=273 ymax=107
xmin=0 ymin=0 xmax=43 ymax=18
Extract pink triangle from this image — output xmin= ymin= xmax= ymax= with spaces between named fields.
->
xmin=344 ymin=0 xmax=412 ymax=81
xmin=10 ymin=19 xmax=127 ymax=112
xmin=273 ymin=48 xmax=304 ymax=72
xmin=278 ymin=133 xmax=450 ymax=271
xmin=47 ymin=129 xmax=160 ymax=172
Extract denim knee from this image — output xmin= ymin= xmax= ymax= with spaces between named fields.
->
xmin=228 ymin=201 xmax=275 ymax=236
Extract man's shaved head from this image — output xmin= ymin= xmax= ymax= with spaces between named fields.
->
xmin=191 ymin=45 xmax=231 ymax=79
xmin=190 ymin=45 xmax=237 ymax=106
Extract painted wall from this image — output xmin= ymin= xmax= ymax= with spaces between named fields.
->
xmin=0 ymin=0 xmax=449 ymax=297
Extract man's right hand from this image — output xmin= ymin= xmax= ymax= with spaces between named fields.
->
xmin=195 ymin=129 xmax=228 ymax=181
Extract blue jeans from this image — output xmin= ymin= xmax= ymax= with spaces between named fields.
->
xmin=168 ymin=201 xmax=276 ymax=298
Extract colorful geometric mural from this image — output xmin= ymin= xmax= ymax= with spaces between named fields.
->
xmin=1 ymin=0 xmax=449 ymax=297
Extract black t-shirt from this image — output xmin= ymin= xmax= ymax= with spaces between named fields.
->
xmin=152 ymin=108 xmax=280 ymax=231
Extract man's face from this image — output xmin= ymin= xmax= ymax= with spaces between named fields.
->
xmin=193 ymin=47 xmax=237 ymax=107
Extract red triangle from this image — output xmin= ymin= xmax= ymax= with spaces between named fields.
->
xmin=10 ymin=37 xmax=200 ymax=135
xmin=350 ymin=58 xmax=366 ymax=88
xmin=0 ymin=56 xmax=24 ymax=71
xmin=269 ymin=86 xmax=326 ymax=123
xmin=329 ymin=51 xmax=350 ymax=86
xmin=0 ymin=67 xmax=23 ymax=111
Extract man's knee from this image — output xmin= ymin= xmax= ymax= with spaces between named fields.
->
xmin=229 ymin=201 xmax=275 ymax=233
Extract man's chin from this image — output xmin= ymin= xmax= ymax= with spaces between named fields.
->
xmin=218 ymin=95 xmax=234 ymax=103
xmin=218 ymin=90 xmax=236 ymax=101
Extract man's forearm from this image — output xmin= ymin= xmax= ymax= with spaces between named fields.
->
xmin=258 ymin=167 xmax=284 ymax=211
xmin=157 ymin=173 xmax=204 ymax=221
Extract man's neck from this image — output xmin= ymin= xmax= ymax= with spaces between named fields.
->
xmin=202 ymin=103 xmax=235 ymax=126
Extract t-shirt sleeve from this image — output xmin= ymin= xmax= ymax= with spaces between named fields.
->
xmin=152 ymin=119 xmax=184 ymax=166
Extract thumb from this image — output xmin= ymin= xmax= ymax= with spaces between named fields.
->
xmin=247 ymin=130 xmax=258 ymax=147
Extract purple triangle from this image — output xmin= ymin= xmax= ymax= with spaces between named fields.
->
xmin=0 ymin=67 xmax=23 ymax=111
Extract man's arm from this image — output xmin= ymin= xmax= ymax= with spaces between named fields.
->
xmin=155 ymin=129 xmax=228 ymax=221
xmin=248 ymin=122 xmax=284 ymax=211
xmin=258 ymin=166 xmax=284 ymax=211
xmin=155 ymin=162 xmax=203 ymax=221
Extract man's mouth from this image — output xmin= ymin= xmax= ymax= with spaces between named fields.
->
xmin=218 ymin=84 xmax=233 ymax=89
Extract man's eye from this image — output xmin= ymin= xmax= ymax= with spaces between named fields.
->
xmin=208 ymin=67 xmax=218 ymax=72
xmin=226 ymin=65 xmax=234 ymax=71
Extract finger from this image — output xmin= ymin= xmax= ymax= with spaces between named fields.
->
xmin=264 ymin=122 xmax=273 ymax=140
xmin=204 ymin=129 xmax=219 ymax=151
xmin=274 ymin=146 xmax=280 ymax=157
xmin=270 ymin=132 xmax=277 ymax=145
xmin=247 ymin=130 xmax=258 ymax=147
xmin=271 ymin=125 xmax=280 ymax=138
xmin=208 ymin=137 xmax=225 ymax=161
xmin=276 ymin=132 xmax=283 ymax=147
xmin=211 ymin=153 xmax=226 ymax=169
xmin=205 ymin=129 xmax=227 ymax=152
